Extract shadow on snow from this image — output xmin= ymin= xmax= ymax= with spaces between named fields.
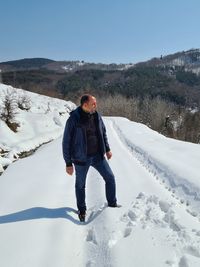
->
xmin=0 ymin=207 xmax=80 ymax=225
xmin=0 ymin=206 xmax=106 ymax=225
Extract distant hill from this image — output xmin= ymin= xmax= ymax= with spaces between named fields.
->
xmin=0 ymin=58 xmax=134 ymax=73
xmin=0 ymin=58 xmax=55 ymax=72
xmin=137 ymin=49 xmax=200 ymax=74
xmin=1 ymin=49 xmax=200 ymax=106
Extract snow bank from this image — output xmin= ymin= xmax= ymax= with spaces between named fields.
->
xmin=110 ymin=117 xmax=200 ymax=213
xmin=0 ymin=83 xmax=76 ymax=172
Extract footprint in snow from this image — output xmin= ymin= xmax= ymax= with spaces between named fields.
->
xmin=183 ymin=245 xmax=200 ymax=258
xmin=86 ymin=228 xmax=98 ymax=245
xmin=159 ymin=200 xmax=171 ymax=213
xmin=86 ymin=260 xmax=94 ymax=267
xmin=127 ymin=210 xmax=137 ymax=222
xmin=179 ymin=256 xmax=189 ymax=267
xmin=165 ymin=259 xmax=176 ymax=266
xmin=186 ymin=209 xmax=198 ymax=217
xmin=123 ymin=226 xmax=132 ymax=238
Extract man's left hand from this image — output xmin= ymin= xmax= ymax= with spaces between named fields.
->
xmin=106 ymin=151 xmax=112 ymax=160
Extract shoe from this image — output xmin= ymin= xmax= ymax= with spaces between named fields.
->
xmin=108 ymin=203 xmax=121 ymax=208
xmin=78 ymin=210 xmax=86 ymax=222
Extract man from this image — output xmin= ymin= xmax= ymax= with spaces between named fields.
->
xmin=62 ymin=94 xmax=118 ymax=222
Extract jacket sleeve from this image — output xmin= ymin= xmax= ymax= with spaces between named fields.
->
xmin=101 ymin=117 xmax=111 ymax=152
xmin=62 ymin=116 xmax=75 ymax=166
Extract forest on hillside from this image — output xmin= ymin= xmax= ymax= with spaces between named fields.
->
xmin=1 ymin=58 xmax=200 ymax=144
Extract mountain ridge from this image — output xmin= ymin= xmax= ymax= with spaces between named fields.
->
xmin=0 ymin=57 xmax=134 ymax=73
xmin=1 ymin=48 xmax=200 ymax=108
xmin=1 ymin=48 xmax=200 ymax=74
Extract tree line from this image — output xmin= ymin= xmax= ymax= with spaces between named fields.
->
xmin=71 ymin=92 xmax=200 ymax=144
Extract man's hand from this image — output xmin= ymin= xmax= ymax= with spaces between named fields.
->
xmin=66 ymin=166 xmax=74 ymax=175
xmin=106 ymin=151 xmax=112 ymax=160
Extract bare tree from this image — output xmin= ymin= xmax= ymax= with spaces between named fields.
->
xmin=0 ymin=90 xmax=19 ymax=132
xmin=66 ymin=90 xmax=200 ymax=144
xmin=98 ymin=93 xmax=134 ymax=119
xmin=149 ymin=97 xmax=176 ymax=131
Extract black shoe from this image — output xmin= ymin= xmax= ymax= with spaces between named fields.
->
xmin=78 ymin=210 xmax=86 ymax=222
xmin=108 ymin=203 xmax=121 ymax=208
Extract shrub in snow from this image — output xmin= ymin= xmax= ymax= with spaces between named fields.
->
xmin=17 ymin=93 xmax=31 ymax=111
xmin=0 ymin=90 xmax=20 ymax=132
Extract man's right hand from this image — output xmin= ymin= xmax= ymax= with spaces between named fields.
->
xmin=66 ymin=166 xmax=74 ymax=175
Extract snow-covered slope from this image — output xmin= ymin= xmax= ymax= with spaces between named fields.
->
xmin=0 ymin=115 xmax=200 ymax=267
xmin=0 ymin=83 xmax=76 ymax=172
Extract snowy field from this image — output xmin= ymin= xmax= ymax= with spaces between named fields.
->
xmin=1 ymin=84 xmax=200 ymax=266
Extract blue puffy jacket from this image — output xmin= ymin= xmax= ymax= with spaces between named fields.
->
xmin=62 ymin=106 xmax=110 ymax=165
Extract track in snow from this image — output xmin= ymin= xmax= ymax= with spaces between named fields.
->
xmin=84 ymin=119 xmax=200 ymax=267
xmin=111 ymin=119 xmax=200 ymax=219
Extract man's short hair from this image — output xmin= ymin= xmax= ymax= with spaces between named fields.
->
xmin=80 ymin=94 xmax=92 ymax=106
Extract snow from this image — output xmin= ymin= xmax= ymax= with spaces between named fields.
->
xmin=171 ymin=58 xmax=185 ymax=66
xmin=0 ymin=83 xmax=76 ymax=171
xmin=187 ymin=67 xmax=200 ymax=75
xmin=188 ymin=107 xmax=199 ymax=114
xmin=62 ymin=65 xmax=74 ymax=71
xmin=1 ymin=87 xmax=200 ymax=266
xmin=61 ymin=61 xmax=85 ymax=72
xmin=119 ymin=63 xmax=134 ymax=70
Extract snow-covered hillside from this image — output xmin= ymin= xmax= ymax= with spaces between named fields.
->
xmin=0 ymin=111 xmax=200 ymax=266
xmin=0 ymin=83 xmax=75 ymax=172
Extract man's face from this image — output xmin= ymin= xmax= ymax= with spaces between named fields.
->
xmin=84 ymin=96 xmax=97 ymax=113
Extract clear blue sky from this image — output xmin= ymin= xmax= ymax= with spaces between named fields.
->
xmin=0 ymin=0 xmax=200 ymax=64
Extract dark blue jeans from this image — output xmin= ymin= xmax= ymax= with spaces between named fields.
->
xmin=74 ymin=153 xmax=117 ymax=212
